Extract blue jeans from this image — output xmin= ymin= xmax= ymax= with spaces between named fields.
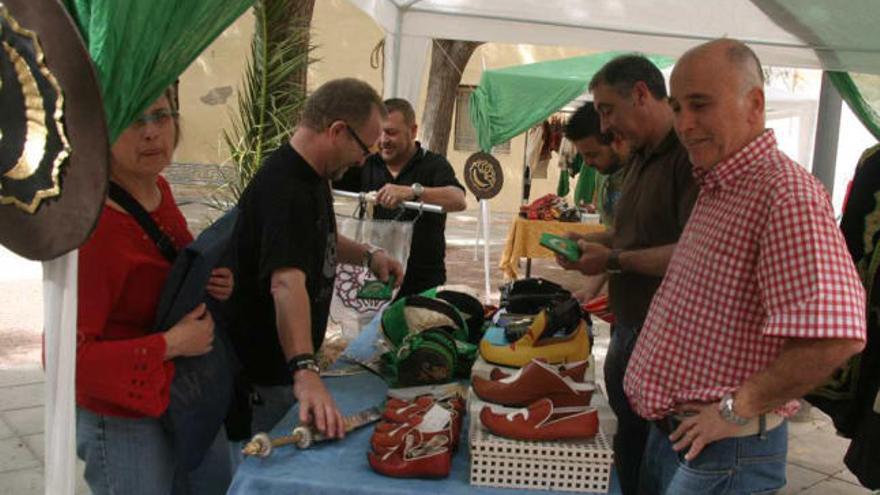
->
xmin=76 ymin=407 xmax=231 ymax=495
xmin=605 ymin=323 xmax=649 ymax=495
xmin=640 ymin=421 xmax=788 ymax=495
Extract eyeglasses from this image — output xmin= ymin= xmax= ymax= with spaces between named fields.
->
xmin=132 ymin=109 xmax=179 ymax=129
xmin=344 ymin=123 xmax=378 ymax=157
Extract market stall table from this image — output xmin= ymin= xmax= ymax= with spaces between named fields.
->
xmin=229 ymin=371 xmax=620 ymax=494
xmin=499 ymin=217 xmax=605 ymax=279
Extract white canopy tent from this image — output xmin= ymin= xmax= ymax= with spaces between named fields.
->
xmin=350 ymin=0 xmax=880 ymax=101
xmin=348 ymin=0 xmax=880 ymax=194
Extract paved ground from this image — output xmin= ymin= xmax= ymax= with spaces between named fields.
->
xmin=0 ymin=185 xmax=873 ymax=493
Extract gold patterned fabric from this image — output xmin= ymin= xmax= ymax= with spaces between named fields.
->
xmin=499 ymin=217 xmax=605 ymax=279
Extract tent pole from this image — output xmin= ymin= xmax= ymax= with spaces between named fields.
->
xmin=811 ymin=71 xmax=842 ymax=196
xmin=481 ymin=199 xmax=491 ymax=303
xmin=43 ymin=252 xmax=78 ymax=495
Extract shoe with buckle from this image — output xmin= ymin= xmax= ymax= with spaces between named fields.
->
xmin=474 ymin=359 xmax=594 ymax=408
xmin=479 ymin=309 xmax=590 ymax=368
xmin=479 ymin=398 xmax=599 ymax=441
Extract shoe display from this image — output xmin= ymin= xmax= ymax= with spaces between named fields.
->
xmin=479 ymin=309 xmax=590 ymax=367
xmin=479 ymin=398 xmax=599 ymax=441
xmin=368 ymin=391 xmax=465 ymax=478
xmin=473 ymin=359 xmax=594 ymax=408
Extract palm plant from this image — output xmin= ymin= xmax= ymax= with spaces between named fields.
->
xmin=214 ymin=0 xmax=315 ymax=207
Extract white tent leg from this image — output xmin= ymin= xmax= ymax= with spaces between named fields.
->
xmin=382 ymin=33 xmax=430 ymax=103
xmin=42 ymin=251 xmax=78 ymax=495
xmin=481 ymin=199 xmax=491 ymax=303
xmin=811 ymin=71 xmax=842 ymax=194
xmin=473 ymin=208 xmax=482 ymax=261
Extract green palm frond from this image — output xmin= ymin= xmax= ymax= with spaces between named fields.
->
xmin=213 ymin=0 xmax=316 ymax=208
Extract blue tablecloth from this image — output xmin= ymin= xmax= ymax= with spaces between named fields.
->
xmin=229 ymin=372 xmax=621 ymax=494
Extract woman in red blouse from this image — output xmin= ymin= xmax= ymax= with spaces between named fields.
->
xmin=75 ymin=88 xmax=234 ymax=495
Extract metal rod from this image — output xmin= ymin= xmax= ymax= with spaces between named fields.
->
xmin=332 ymin=189 xmax=444 ymax=214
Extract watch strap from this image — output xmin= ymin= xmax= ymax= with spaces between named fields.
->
xmin=719 ymin=393 xmax=749 ymax=426
xmin=287 ymin=353 xmax=320 ymax=375
xmin=606 ymin=249 xmax=623 ymax=273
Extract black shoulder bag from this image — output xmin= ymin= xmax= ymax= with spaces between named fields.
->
xmin=108 ymin=182 xmax=238 ymax=471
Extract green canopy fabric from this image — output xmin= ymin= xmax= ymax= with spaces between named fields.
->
xmin=468 ymin=52 xmax=674 ymax=152
xmin=64 ymin=0 xmax=253 ymax=144
xmin=830 ymin=72 xmax=880 ymax=141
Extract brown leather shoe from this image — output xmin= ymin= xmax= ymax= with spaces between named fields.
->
xmin=474 ymin=359 xmax=594 ymax=407
xmin=368 ymin=434 xmax=452 ymax=478
xmin=488 ymin=359 xmax=589 ymax=381
xmin=479 ymin=398 xmax=599 ymax=441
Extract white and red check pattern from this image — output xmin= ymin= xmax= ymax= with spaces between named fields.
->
xmin=624 ymin=130 xmax=866 ymax=420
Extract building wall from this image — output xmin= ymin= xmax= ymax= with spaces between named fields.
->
xmin=174 ymin=1 xmax=599 ymax=213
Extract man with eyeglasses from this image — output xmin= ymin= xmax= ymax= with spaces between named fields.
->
xmin=334 ymin=98 xmax=467 ymax=297
xmin=231 ymin=78 xmax=404 ymax=439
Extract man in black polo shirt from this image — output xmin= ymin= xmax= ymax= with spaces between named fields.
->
xmin=556 ymin=55 xmax=698 ymax=495
xmin=233 ymin=79 xmax=404 ymax=438
xmin=334 ymin=98 xmax=467 ymax=297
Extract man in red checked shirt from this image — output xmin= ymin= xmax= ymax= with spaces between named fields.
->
xmin=624 ymin=39 xmax=867 ymax=494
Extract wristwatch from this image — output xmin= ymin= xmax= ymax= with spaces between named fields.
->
xmin=719 ymin=392 xmax=750 ymax=426
xmin=411 ymin=182 xmax=424 ymax=201
xmin=287 ymin=353 xmax=320 ymax=376
xmin=362 ymin=245 xmax=384 ymax=269
xmin=606 ymin=249 xmax=623 ymax=274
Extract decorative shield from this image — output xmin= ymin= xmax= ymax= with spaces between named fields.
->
xmin=463 ymin=152 xmax=503 ymax=200
xmin=0 ymin=0 xmax=109 ymax=260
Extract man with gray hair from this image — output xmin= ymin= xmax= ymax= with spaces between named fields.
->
xmin=232 ymin=78 xmax=404 ymax=438
xmin=625 ymin=39 xmax=866 ymax=494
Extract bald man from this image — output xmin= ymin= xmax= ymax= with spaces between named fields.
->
xmin=623 ymin=39 xmax=867 ymax=494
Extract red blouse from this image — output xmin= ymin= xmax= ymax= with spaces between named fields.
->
xmin=76 ymin=176 xmax=193 ymax=418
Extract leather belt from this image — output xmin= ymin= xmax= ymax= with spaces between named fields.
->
xmin=654 ymin=412 xmax=784 ymax=439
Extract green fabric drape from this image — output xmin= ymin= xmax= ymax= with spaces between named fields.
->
xmin=556 ymin=168 xmax=570 ymax=197
xmin=572 ymin=155 xmax=596 ymax=208
xmin=829 ymin=72 xmax=880 ymax=141
xmin=63 ymin=0 xmax=253 ymax=143
xmin=468 ymin=52 xmax=674 ymax=152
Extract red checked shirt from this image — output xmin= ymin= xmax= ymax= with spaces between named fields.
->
xmin=624 ymin=130 xmax=866 ymax=420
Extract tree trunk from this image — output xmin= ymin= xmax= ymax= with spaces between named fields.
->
xmin=266 ymin=0 xmax=315 ymax=94
xmin=420 ymin=39 xmax=482 ymax=157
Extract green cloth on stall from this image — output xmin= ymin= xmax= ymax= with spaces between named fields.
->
xmin=468 ymin=52 xmax=674 ymax=152
xmin=572 ymin=154 xmax=596 ymax=208
xmin=557 ymin=169 xmax=570 ymax=197
xmin=63 ymin=0 xmax=253 ymax=143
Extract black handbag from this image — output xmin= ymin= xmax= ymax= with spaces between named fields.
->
xmin=108 ymin=182 xmax=239 ymax=471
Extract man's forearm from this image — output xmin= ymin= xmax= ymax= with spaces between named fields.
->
xmin=336 ymin=234 xmax=369 ymax=266
xmin=734 ymin=337 xmax=864 ymax=418
xmin=419 ymin=186 xmax=466 ymax=212
xmin=618 ymin=243 xmax=676 ymax=276
xmin=578 ymin=230 xmax=614 ymax=247
xmin=271 ymin=270 xmax=314 ymax=360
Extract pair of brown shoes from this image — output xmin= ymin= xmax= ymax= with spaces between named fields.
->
xmin=475 ymin=359 xmax=599 ymax=441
